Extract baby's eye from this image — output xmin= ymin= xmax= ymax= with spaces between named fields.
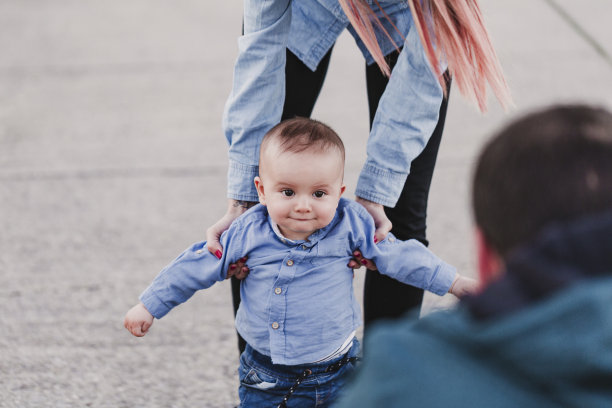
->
xmin=313 ymin=191 xmax=326 ymax=198
xmin=281 ymin=189 xmax=295 ymax=197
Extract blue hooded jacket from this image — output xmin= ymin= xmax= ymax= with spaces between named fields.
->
xmin=336 ymin=211 xmax=612 ymax=407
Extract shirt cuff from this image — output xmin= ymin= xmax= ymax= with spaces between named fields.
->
xmin=139 ymin=289 xmax=171 ymax=319
xmin=227 ymin=160 xmax=260 ymax=202
xmin=427 ymin=263 xmax=457 ymax=296
xmin=355 ymin=162 xmax=408 ymax=207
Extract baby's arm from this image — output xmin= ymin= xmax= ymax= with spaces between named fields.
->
xmin=360 ymin=234 xmax=459 ymax=297
xmin=347 ymin=201 xmax=477 ymax=297
xmin=124 ymin=303 xmax=154 ymax=337
xmin=352 ymin=246 xmax=478 ymax=297
xmin=124 ymin=225 xmax=244 ymax=334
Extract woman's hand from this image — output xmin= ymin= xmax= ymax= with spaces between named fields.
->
xmin=347 ymin=250 xmax=378 ymax=270
xmin=206 ymin=199 xmax=257 ymax=259
xmin=227 ymin=256 xmax=250 ymax=280
xmin=355 ymin=197 xmax=392 ymax=244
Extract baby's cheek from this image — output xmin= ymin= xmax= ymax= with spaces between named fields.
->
xmin=266 ymin=206 xmax=284 ymax=223
xmin=321 ymin=204 xmax=338 ymax=224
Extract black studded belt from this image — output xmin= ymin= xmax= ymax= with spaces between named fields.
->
xmin=277 ymin=354 xmax=360 ymax=408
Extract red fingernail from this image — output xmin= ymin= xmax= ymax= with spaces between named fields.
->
xmin=374 ymin=236 xmax=378 ymax=243
xmin=353 ymin=251 xmax=360 ymax=257
xmin=240 ymin=257 xmax=247 ymax=263
xmin=230 ymin=265 xmax=236 ymax=270
xmin=361 ymin=259 xmax=368 ymax=265
xmin=215 ymin=250 xmax=222 ymax=259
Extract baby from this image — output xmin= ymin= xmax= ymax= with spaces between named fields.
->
xmin=124 ymin=117 xmax=477 ymax=407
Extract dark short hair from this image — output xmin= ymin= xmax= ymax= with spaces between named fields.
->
xmin=260 ymin=117 xmax=345 ymax=163
xmin=472 ymin=104 xmax=612 ymax=257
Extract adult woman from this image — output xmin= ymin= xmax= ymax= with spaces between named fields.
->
xmin=207 ymin=0 xmax=511 ymax=352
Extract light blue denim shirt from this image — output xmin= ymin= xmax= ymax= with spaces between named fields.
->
xmin=223 ymin=0 xmax=444 ymax=206
xmin=139 ymin=198 xmax=456 ymax=365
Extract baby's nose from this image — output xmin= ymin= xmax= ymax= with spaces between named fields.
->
xmin=294 ymin=197 xmax=311 ymax=212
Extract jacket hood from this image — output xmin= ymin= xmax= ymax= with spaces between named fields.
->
xmin=468 ymin=210 xmax=612 ymax=320
xmin=432 ymin=211 xmax=612 ymax=405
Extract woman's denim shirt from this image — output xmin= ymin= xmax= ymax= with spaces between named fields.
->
xmin=224 ymin=0 xmax=444 ymax=207
xmin=139 ymin=198 xmax=455 ymax=365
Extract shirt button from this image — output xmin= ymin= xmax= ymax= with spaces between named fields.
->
xmin=286 ymin=260 xmax=294 ymax=266
xmin=274 ymin=287 xmax=282 ymax=295
xmin=389 ymin=237 xmax=396 ymax=242
xmin=271 ymin=322 xmax=280 ymax=330
xmin=195 ymin=249 xmax=203 ymax=254
xmin=301 ymin=245 xmax=307 ymax=250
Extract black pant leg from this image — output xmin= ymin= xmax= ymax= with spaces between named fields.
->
xmin=363 ymin=52 xmax=451 ymax=329
xmin=231 ymin=47 xmax=334 ymax=355
xmin=282 ymin=47 xmax=333 ymax=119
xmin=230 ymin=276 xmax=245 ymax=353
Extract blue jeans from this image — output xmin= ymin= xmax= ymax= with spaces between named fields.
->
xmin=238 ymin=339 xmax=360 ymax=407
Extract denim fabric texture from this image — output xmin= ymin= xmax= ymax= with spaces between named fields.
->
xmin=139 ymin=198 xmax=456 ymax=365
xmin=239 ymin=339 xmax=360 ymax=407
xmin=223 ymin=0 xmax=444 ymax=206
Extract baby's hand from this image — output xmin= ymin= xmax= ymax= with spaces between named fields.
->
xmin=124 ymin=303 xmax=154 ymax=337
xmin=448 ymin=275 xmax=479 ymax=298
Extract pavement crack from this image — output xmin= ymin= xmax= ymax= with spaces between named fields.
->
xmin=0 ymin=166 xmax=223 ymax=181
xmin=0 ymin=60 xmax=213 ymax=79
xmin=543 ymin=0 xmax=612 ymax=70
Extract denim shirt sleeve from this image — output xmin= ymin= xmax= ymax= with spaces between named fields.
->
xmin=138 ymin=228 xmax=241 ymax=319
xmin=372 ymin=233 xmax=456 ymax=296
xmin=223 ymin=0 xmax=292 ymax=202
xmin=355 ymin=16 xmax=445 ymax=207
xmin=349 ymin=202 xmax=456 ymax=295
xmin=224 ymin=1 xmax=444 ymax=206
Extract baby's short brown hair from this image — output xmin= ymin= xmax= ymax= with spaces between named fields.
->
xmin=260 ymin=117 xmax=345 ymax=166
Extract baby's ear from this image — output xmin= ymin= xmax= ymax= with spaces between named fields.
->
xmin=254 ymin=176 xmax=266 ymax=205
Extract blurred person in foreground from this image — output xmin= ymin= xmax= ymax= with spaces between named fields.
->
xmin=335 ymin=104 xmax=612 ymax=407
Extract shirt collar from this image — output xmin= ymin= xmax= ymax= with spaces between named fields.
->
xmin=270 ymin=221 xmax=298 ymax=245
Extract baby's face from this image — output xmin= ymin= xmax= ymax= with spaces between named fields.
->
xmin=255 ymin=145 xmax=345 ymax=241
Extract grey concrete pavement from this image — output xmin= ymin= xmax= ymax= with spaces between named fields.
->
xmin=1 ymin=1 xmax=611 ymax=406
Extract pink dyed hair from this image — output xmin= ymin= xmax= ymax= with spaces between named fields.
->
xmin=338 ymin=0 xmax=512 ymax=112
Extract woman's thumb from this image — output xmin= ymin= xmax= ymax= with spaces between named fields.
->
xmin=206 ymin=227 xmax=224 ymax=259
xmin=374 ymin=220 xmax=392 ymax=244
